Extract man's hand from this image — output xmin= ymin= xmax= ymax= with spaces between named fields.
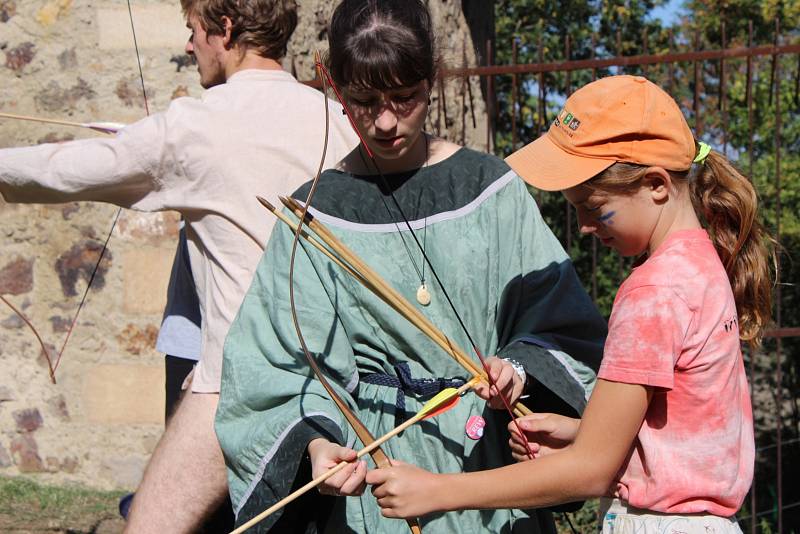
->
xmin=367 ymin=460 xmax=446 ymax=519
xmin=307 ymin=438 xmax=367 ymax=496
xmin=508 ymin=413 xmax=579 ymax=462
xmin=473 ymin=356 xmax=526 ymax=409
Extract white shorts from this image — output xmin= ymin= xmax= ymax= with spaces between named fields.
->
xmin=600 ymin=498 xmax=743 ymax=534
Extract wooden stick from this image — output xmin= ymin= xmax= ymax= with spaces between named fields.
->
xmin=0 ymin=112 xmax=121 ymax=134
xmin=257 ymin=196 xmax=366 ymax=284
xmin=261 ymin=197 xmax=479 ymax=376
xmin=276 ymin=196 xmax=531 ymax=418
xmin=229 ymin=378 xmax=479 ymax=534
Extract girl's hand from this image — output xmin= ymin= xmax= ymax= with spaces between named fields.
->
xmin=508 ymin=413 xmax=579 ymax=462
xmin=307 ymin=438 xmax=367 ymax=496
xmin=366 ymin=460 xmax=446 ymax=519
xmin=473 ymin=356 xmax=525 ymax=409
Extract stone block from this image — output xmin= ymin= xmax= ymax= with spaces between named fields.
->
xmin=10 ymin=433 xmax=44 ymax=472
xmin=122 ymin=248 xmax=171 ymax=315
xmin=83 ymin=364 xmax=164 ymax=424
xmin=102 ymin=454 xmax=147 ymax=488
xmin=116 ymin=323 xmax=159 ymax=356
xmin=55 ymin=240 xmax=112 ymax=297
xmin=47 ymin=394 xmax=70 ymax=421
xmin=0 ymin=443 xmax=11 ymax=467
xmin=0 ymin=256 xmax=33 ymax=295
xmin=13 ymin=408 xmax=43 ymax=432
xmin=97 ymin=5 xmax=187 ymax=51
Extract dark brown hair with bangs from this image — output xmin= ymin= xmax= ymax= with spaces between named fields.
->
xmin=180 ymin=0 xmax=297 ymax=60
xmin=327 ymin=0 xmax=438 ymax=90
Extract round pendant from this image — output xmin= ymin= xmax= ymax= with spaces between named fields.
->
xmin=416 ymin=283 xmax=431 ymax=306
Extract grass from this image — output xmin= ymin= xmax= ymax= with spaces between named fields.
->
xmin=0 ymin=476 xmax=126 ymax=533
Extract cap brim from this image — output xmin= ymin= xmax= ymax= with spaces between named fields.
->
xmin=505 ymin=134 xmax=615 ymax=191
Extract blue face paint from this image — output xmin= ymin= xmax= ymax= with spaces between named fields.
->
xmin=597 ymin=210 xmax=616 ymax=225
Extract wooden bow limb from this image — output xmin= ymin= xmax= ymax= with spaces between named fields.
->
xmin=229 ymin=377 xmax=480 ymax=534
xmin=284 ymin=52 xmax=421 ymax=534
xmin=0 ymin=295 xmax=56 ymax=383
xmin=272 ymin=195 xmax=532 ymax=419
xmin=0 ymin=112 xmax=124 ymax=135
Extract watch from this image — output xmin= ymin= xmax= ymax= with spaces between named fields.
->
xmin=502 ymin=357 xmax=527 ymax=386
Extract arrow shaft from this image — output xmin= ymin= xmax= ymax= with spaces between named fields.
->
xmin=228 ymin=378 xmax=478 ymax=534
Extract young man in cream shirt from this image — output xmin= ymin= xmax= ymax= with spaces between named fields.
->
xmin=0 ymin=0 xmax=357 ymax=531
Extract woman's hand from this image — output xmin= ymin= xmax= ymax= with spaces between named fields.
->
xmin=307 ymin=438 xmax=367 ymax=496
xmin=508 ymin=413 xmax=580 ymax=462
xmin=473 ymin=356 xmax=526 ymax=409
xmin=366 ymin=460 xmax=447 ymax=519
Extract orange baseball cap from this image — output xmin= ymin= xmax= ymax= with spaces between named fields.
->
xmin=506 ymin=75 xmax=696 ymax=191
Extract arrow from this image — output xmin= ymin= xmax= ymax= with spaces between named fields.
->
xmin=228 ymin=377 xmax=477 ymax=534
xmin=0 ymin=112 xmax=125 ymax=135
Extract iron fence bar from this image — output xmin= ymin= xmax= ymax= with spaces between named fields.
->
xmin=773 ymin=17 xmax=783 ymax=534
xmin=460 ymin=41 xmax=467 ymax=146
xmin=721 ymin=21 xmax=728 ymax=155
xmin=486 ymin=39 xmax=494 ymax=153
xmin=694 ymin=29 xmax=703 ymax=138
xmin=668 ymin=29 xmax=675 ymax=93
xmin=536 ymin=32 xmax=545 ymax=206
xmin=615 ymin=31 xmax=624 ymax=281
xmin=642 ymin=28 xmax=649 ymax=76
xmin=564 ymin=34 xmax=572 ymax=253
xmin=511 ymin=38 xmax=518 ymax=151
xmin=765 ymin=328 xmax=800 ymax=339
xmin=303 ymin=44 xmax=800 ymax=90
xmin=746 ymin=20 xmax=756 ymax=534
xmin=441 ymin=43 xmax=800 ymax=78
xmin=439 ymin=75 xmax=448 ymax=134
xmin=590 ymin=33 xmax=598 ymax=303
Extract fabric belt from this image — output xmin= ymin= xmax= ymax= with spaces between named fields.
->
xmin=361 ymin=362 xmax=465 ymax=424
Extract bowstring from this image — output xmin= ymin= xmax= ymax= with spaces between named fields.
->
xmin=50 ymin=0 xmax=150 ymax=377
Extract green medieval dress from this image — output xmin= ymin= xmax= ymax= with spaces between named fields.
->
xmin=216 ymin=147 xmax=607 ymax=533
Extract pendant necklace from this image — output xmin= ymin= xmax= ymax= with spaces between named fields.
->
xmin=360 ymin=133 xmax=432 ymax=306
xmin=414 ymin=221 xmax=430 ymax=306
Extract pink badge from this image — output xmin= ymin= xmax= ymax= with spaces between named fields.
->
xmin=465 ymin=415 xmax=486 ymax=440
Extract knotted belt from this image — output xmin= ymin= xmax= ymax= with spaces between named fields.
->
xmin=362 ymin=362 xmax=466 ymax=424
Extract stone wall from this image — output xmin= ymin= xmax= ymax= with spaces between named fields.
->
xmin=0 ymin=1 xmax=486 ymax=490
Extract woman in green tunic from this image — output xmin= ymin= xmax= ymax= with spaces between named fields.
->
xmin=215 ymin=1 xmax=606 ymax=532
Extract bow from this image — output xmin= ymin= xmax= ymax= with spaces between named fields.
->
xmin=283 ymin=51 xmax=421 ymax=534
xmin=0 ymin=0 xmax=147 ymax=383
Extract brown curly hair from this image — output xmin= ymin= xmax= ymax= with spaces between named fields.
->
xmin=180 ymin=0 xmax=297 ymax=60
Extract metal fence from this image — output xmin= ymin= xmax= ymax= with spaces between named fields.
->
xmin=306 ymin=21 xmax=800 ymax=533
xmin=465 ymin=25 xmax=798 ymax=534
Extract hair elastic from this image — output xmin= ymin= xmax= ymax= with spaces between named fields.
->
xmin=693 ymin=141 xmax=712 ymax=165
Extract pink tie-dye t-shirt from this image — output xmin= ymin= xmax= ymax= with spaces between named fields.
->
xmin=598 ymin=228 xmax=754 ymax=516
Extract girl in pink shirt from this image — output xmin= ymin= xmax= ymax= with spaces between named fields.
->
xmin=366 ymin=75 xmax=774 ymax=534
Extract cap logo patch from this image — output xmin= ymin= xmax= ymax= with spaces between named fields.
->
xmin=554 ymin=108 xmax=581 ymax=137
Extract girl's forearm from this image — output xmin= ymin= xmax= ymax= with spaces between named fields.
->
xmin=437 ymin=449 xmax=609 ymax=512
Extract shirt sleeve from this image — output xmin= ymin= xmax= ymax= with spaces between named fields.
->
xmin=0 ymin=111 xmax=180 ymax=210
xmin=598 ymin=284 xmax=693 ymax=389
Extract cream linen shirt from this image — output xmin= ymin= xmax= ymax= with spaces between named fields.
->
xmin=0 ymin=69 xmax=358 ymax=392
